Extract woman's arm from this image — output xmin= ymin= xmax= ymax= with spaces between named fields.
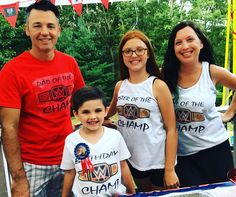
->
xmin=221 ymin=92 xmax=236 ymax=122
xmin=211 ymin=65 xmax=236 ymax=122
xmin=120 ymin=160 xmax=136 ymax=194
xmin=153 ymin=79 xmax=180 ymax=189
xmin=210 ymin=64 xmax=236 ymax=89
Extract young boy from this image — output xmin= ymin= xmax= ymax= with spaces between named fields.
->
xmin=60 ymin=86 xmax=135 ymax=197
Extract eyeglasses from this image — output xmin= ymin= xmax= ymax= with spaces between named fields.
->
xmin=122 ymin=47 xmax=148 ymax=57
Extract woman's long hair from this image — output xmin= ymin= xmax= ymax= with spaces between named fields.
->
xmin=119 ymin=29 xmax=162 ymax=80
xmin=162 ymin=21 xmax=215 ymax=101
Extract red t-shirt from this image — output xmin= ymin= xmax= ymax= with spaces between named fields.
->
xmin=0 ymin=50 xmax=85 ymax=165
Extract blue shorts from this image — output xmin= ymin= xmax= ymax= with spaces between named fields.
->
xmin=23 ymin=162 xmax=64 ymax=197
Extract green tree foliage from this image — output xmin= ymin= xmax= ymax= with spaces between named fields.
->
xmin=57 ymin=5 xmax=116 ymax=101
xmin=0 ymin=0 xmax=229 ymax=104
xmin=0 ymin=8 xmax=31 ymax=67
xmin=0 ymin=14 xmax=16 ymax=66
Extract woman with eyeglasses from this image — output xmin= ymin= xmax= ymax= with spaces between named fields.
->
xmin=107 ymin=29 xmax=179 ymax=192
xmin=162 ymin=21 xmax=235 ymax=187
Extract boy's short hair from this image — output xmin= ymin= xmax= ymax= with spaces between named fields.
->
xmin=73 ymin=86 xmax=107 ymax=111
xmin=26 ymin=0 xmax=60 ymax=19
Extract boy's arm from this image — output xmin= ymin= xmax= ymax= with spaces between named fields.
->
xmin=120 ymin=160 xmax=136 ymax=194
xmin=61 ymin=169 xmax=76 ymax=197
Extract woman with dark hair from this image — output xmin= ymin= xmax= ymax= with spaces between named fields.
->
xmin=107 ymin=29 xmax=179 ymax=192
xmin=162 ymin=21 xmax=235 ymax=187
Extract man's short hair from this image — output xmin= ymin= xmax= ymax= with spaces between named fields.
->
xmin=26 ymin=0 xmax=60 ymax=19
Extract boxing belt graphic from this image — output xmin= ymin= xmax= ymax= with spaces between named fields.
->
xmin=78 ymin=163 xmax=118 ymax=183
xmin=117 ymin=104 xmax=150 ymax=120
xmin=175 ymin=108 xmax=205 ymax=124
xmin=38 ymin=85 xmax=73 ymax=102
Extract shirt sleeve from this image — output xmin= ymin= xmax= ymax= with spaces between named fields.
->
xmin=60 ymin=137 xmax=75 ymax=170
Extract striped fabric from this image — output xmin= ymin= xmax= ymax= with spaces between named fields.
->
xmin=24 ymin=162 xmax=64 ymax=197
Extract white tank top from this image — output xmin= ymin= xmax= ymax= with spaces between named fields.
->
xmin=175 ymin=62 xmax=229 ymax=156
xmin=117 ymin=76 xmax=166 ymax=170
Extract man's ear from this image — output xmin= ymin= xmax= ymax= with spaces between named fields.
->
xmin=25 ymin=24 xmax=30 ymax=37
xmin=58 ymin=25 xmax=61 ymax=37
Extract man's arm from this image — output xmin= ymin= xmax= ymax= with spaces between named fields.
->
xmin=0 ymin=107 xmax=30 ymax=197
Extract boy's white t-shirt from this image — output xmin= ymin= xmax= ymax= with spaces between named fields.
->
xmin=60 ymin=126 xmax=131 ymax=197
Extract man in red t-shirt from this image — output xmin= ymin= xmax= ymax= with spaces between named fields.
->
xmin=0 ymin=0 xmax=85 ymax=196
